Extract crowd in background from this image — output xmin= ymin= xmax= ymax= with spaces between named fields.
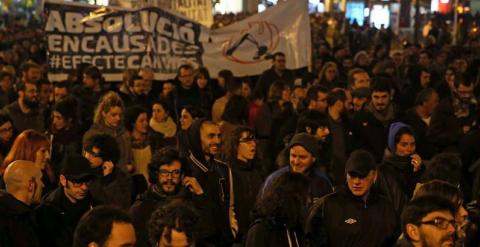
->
xmin=0 ymin=8 xmax=480 ymax=247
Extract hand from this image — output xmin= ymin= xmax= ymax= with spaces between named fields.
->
xmin=410 ymin=154 xmax=422 ymax=172
xmin=103 ymin=161 xmax=114 ymax=176
xmin=183 ymin=176 xmax=204 ymax=195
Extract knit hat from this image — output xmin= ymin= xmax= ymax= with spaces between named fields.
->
xmin=288 ymin=133 xmax=319 ymax=156
xmin=345 ymin=150 xmax=377 ymax=177
xmin=61 ymin=154 xmax=95 ymax=181
xmin=387 ymin=122 xmax=412 ymax=152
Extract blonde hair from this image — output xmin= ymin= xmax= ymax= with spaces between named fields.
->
xmin=93 ymin=91 xmax=125 ymax=124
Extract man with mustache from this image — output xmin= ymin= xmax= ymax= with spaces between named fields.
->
xmin=185 ymin=118 xmax=235 ymax=246
xmin=305 ymin=150 xmax=399 ymax=247
xmin=352 ymin=78 xmax=398 ymax=162
xmin=129 ymin=147 xmax=206 ymax=247
xmin=36 ymin=154 xmax=98 ymax=247
xmin=2 ymin=81 xmax=46 ymax=132
xmin=400 ymin=196 xmax=457 ymax=247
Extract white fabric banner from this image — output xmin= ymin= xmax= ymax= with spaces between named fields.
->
xmin=204 ymin=0 xmax=311 ymax=77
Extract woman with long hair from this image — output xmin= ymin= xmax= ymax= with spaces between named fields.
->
xmin=125 ymin=105 xmax=152 ymax=182
xmin=83 ymin=91 xmax=133 ymax=172
xmin=0 ymin=129 xmax=56 ymax=193
xmin=246 ymin=172 xmax=309 ymax=247
xmin=194 ymin=67 xmax=215 ymax=115
xmin=317 ymin=62 xmax=342 ymax=89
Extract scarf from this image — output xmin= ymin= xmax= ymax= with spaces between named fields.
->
xmin=365 ymin=102 xmax=395 ymax=127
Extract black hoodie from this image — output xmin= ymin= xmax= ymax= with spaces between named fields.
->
xmin=184 ymin=118 xmax=235 ymax=246
xmin=0 ymin=190 xmax=39 ymax=247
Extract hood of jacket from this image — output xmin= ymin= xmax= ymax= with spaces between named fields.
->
xmin=187 ymin=118 xmax=209 ymax=164
xmin=387 ymin=122 xmax=411 ymax=153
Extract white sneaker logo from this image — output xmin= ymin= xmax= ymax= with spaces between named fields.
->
xmin=345 ymin=218 xmax=357 ymax=224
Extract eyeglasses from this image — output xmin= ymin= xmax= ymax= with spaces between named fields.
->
xmin=418 ymin=217 xmax=456 ymax=230
xmin=239 ymin=135 xmax=256 ymax=143
xmin=159 ymin=169 xmax=181 ymax=178
xmin=85 ymin=150 xmax=102 ymax=159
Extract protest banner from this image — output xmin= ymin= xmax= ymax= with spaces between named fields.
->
xmin=44 ymin=0 xmax=310 ymax=82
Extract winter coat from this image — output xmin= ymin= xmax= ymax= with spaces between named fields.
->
xmin=305 ymin=187 xmax=399 ymax=247
xmin=130 ymin=186 xmax=214 ymax=247
xmin=89 ymin=166 xmax=132 ymax=210
xmin=35 ymin=187 xmax=98 ymax=247
xmin=245 ymin=217 xmax=302 ymax=247
xmin=261 ymin=166 xmax=333 ymax=204
xmin=184 ymin=118 xmax=235 ymax=246
xmin=375 ymin=152 xmax=424 ymax=216
xmin=0 ymin=190 xmax=39 ymax=247
xmin=83 ymin=122 xmax=133 ymax=172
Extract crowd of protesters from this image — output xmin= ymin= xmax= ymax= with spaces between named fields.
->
xmin=1 ymin=8 xmax=480 ymax=247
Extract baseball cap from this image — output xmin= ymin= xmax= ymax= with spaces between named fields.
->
xmin=61 ymin=154 xmax=95 ymax=181
xmin=345 ymin=150 xmax=377 ymax=177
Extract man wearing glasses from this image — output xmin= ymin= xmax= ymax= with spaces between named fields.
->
xmin=400 ymin=196 xmax=457 ymax=247
xmin=130 ymin=147 xmax=206 ymax=247
xmin=304 ymin=150 xmax=398 ymax=247
xmin=36 ymin=154 xmax=98 ymax=247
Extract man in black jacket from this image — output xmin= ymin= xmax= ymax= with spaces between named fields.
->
xmin=129 ymin=147 xmax=208 ymax=247
xmin=327 ymin=89 xmax=354 ymax=186
xmin=36 ymin=154 xmax=98 ymax=247
xmin=0 ymin=160 xmax=43 ymax=247
xmin=352 ymin=79 xmax=398 ymax=161
xmin=254 ymin=52 xmax=295 ymax=99
xmin=305 ymin=150 xmax=398 ymax=247
xmin=184 ymin=118 xmax=235 ymax=246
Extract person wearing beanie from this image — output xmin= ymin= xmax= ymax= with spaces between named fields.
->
xmin=260 ymin=133 xmax=333 ymax=203
xmin=376 ymin=122 xmax=425 ymax=216
xmin=305 ymin=149 xmax=399 ymax=247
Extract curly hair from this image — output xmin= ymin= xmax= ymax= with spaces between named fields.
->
xmin=84 ymin=134 xmax=121 ymax=165
xmin=93 ymin=91 xmax=125 ymax=124
xmin=148 ymin=200 xmax=198 ymax=247
xmin=124 ymin=105 xmax=148 ymax=132
xmin=147 ymin=146 xmax=186 ymax=185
